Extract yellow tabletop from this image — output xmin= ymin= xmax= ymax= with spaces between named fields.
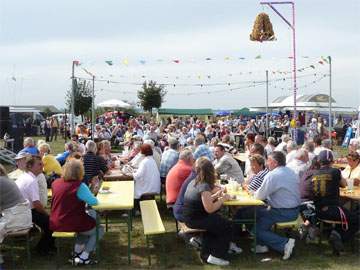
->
xmin=233 ymin=153 xmax=248 ymax=162
xmin=340 ymin=187 xmax=360 ymax=201
xmin=93 ymin=181 xmax=134 ymax=210
xmin=47 ymin=189 xmax=52 ymax=197
xmin=223 ymin=190 xmax=265 ymax=206
xmin=104 ymin=168 xmax=133 ymax=181
xmin=332 ymin=163 xmax=347 ymax=170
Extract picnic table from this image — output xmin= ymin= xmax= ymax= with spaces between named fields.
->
xmin=223 ymin=188 xmax=265 ymax=252
xmin=340 ymin=186 xmax=360 ymax=211
xmin=233 ymin=152 xmax=248 ymax=162
xmin=93 ymin=181 xmax=134 ymax=264
xmin=103 ymin=168 xmax=133 ymax=181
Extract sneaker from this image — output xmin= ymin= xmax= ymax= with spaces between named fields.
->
xmin=251 ymin=245 xmax=269 ymax=254
xmin=329 ymin=230 xmax=344 ymax=255
xmin=282 ymin=238 xmax=295 ymax=260
xmin=206 ymin=255 xmax=230 ymax=266
xmin=228 ymin=242 xmax=243 ymax=254
xmin=73 ymin=256 xmax=98 ymax=266
xmin=189 ymin=236 xmax=202 ymax=250
xmin=298 ymin=224 xmax=309 ymax=240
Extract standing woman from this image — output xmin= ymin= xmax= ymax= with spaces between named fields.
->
xmin=182 ymin=157 xmax=241 ymax=266
xmin=50 ymin=160 xmax=104 ymax=265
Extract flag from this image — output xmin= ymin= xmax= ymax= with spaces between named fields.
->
xmin=321 ymin=56 xmax=329 ymax=64
xmin=73 ymin=60 xmax=80 ymax=66
xmin=139 ymin=60 xmax=146 ymax=65
xmin=173 ymin=60 xmax=180 ymax=64
xmin=11 ymin=76 xmax=16 ymax=81
xmin=105 ymin=60 xmax=113 ymax=66
xmin=238 ymin=57 xmax=245 ymax=60
xmin=255 ymin=55 xmax=261 ymax=59
xmin=318 ymin=61 xmax=324 ymax=65
xmin=310 ymin=65 xmax=315 ymax=69
xmin=123 ymin=59 xmax=129 ymax=65
xmin=205 ymin=57 xmax=212 ymax=61
xmin=224 ymin=57 xmax=230 ymax=61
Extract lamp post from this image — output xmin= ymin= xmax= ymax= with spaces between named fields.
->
xmin=328 ymin=56 xmax=332 ymax=144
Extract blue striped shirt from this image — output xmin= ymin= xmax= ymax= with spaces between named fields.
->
xmin=248 ymin=168 xmax=269 ymax=192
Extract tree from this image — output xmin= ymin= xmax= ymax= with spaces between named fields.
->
xmin=65 ymin=79 xmax=92 ymax=119
xmin=137 ymin=80 xmax=167 ymax=115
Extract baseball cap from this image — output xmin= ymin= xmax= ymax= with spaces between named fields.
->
xmin=14 ymin=152 xmax=30 ymax=160
xmin=318 ymin=149 xmax=334 ymax=163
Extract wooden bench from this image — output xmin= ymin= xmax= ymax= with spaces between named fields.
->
xmin=5 ymin=228 xmax=32 ymax=263
xmin=52 ymin=232 xmax=76 ymax=268
xmin=139 ymin=200 xmax=166 ymax=266
xmin=274 ymin=215 xmax=302 ymax=238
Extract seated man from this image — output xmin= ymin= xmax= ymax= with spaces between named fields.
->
xmin=287 ymin=149 xmax=309 ymax=180
xmin=312 ymin=150 xmax=359 ymax=254
xmin=166 ymin=149 xmax=194 ymax=204
xmin=16 ymin=155 xmax=55 ymax=255
xmin=193 ymin=134 xmax=213 ymax=161
xmin=19 ymin=137 xmax=39 ymax=155
xmin=160 ymin=138 xmax=179 ymax=181
xmin=213 ymin=144 xmax=244 ymax=183
xmin=254 ymin=151 xmax=300 ymax=260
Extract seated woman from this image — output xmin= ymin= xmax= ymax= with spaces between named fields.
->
xmin=50 ymin=160 xmax=104 ymax=265
xmin=0 ymin=165 xmax=32 ymax=265
xmin=181 ymin=157 xmax=241 ymax=266
xmin=244 ymin=154 xmax=269 ymax=193
xmin=97 ymin=140 xmax=115 ymax=169
xmin=38 ymin=143 xmax=62 ymax=186
xmin=341 ymin=152 xmax=360 ymax=186
xmin=132 ymin=144 xmax=160 ymax=200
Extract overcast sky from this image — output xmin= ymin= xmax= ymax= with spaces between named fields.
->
xmin=0 ymin=0 xmax=359 ymax=110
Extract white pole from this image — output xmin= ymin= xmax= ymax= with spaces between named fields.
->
xmin=266 ymin=70 xmax=269 ymax=138
xmin=328 ymin=56 xmax=332 ymax=144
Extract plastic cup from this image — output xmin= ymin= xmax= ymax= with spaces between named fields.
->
xmin=346 ymin=178 xmax=354 ymax=192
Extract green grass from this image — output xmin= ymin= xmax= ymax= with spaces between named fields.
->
xmin=1 ymin=203 xmax=359 ymax=270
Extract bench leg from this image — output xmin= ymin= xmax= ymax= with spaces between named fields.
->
xmin=146 ymin=236 xmax=151 ymax=266
xmin=105 ymin=212 xmax=108 ymax=232
xmin=56 ymin=238 xmax=60 ymax=269
xmin=127 ymin=210 xmax=132 ymax=264
xmin=26 ymin=232 xmax=31 ymax=263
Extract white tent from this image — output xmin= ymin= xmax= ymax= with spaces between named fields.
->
xmin=97 ymin=99 xmax=131 ymax=108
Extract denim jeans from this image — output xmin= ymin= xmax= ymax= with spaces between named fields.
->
xmin=256 ymin=207 xmax=299 ymax=253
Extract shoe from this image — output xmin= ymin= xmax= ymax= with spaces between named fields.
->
xmin=73 ymin=256 xmax=98 ymax=266
xmin=228 ymin=242 xmax=243 ymax=254
xmin=206 ymin=255 xmax=230 ymax=266
xmin=189 ymin=236 xmax=202 ymax=250
xmin=298 ymin=224 xmax=309 ymax=240
xmin=251 ymin=245 xmax=269 ymax=254
xmin=329 ymin=230 xmax=344 ymax=255
xmin=283 ymin=238 xmax=295 ymax=260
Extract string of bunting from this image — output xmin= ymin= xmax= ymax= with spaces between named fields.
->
xmin=75 ymin=72 xmax=323 ymax=88
xmin=91 ymin=73 xmax=327 ymax=96
xmin=75 ymin=56 xmax=330 ymax=80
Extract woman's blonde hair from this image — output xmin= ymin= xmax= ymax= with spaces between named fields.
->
xmin=39 ymin=143 xmax=51 ymax=154
xmin=194 ymin=157 xmax=215 ymax=188
xmin=249 ymin=154 xmax=266 ymax=168
xmin=62 ymin=159 xmax=84 ymax=181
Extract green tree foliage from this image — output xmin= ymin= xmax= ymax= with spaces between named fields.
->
xmin=137 ymin=80 xmax=167 ymax=114
xmin=66 ymin=79 xmax=92 ymax=118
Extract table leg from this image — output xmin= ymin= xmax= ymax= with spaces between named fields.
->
xmin=127 ymin=209 xmax=132 ymax=264
xmin=253 ymin=207 xmax=257 ymax=254
xmin=96 ymin=213 xmax=100 ymax=260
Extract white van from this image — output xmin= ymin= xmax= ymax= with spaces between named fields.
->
xmin=52 ymin=113 xmax=83 ymax=125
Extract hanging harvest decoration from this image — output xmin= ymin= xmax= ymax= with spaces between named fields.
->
xmin=250 ymin=13 xmax=276 ymax=42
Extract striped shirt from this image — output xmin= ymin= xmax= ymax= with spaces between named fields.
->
xmin=248 ymin=168 xmax=269 ymax=192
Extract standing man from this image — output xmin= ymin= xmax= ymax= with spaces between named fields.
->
xmin=254 ymin=151 xmax=300 ymax=260
xmin=50 ymin=116 xmax=59 ymax=142
xmin=16 ymin=155 xmax=55 ymax=255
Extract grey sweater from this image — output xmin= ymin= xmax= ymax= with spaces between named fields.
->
xmin=0 ymin=176 xmax=25 ymax=211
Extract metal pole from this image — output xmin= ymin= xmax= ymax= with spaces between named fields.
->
xmin=92 ymin=75 xmax=95 ymax=140
xmin=266 ymin=70 xmax=269 ymax=138
xmin=292 ymin=2 xmax=297 ymax=122
xmin=71 ymin=61 xmax=75 ymax=135
xmin=328 ymin=56 xmax=332 ymax=143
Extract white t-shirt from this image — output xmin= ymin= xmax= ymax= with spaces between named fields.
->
xmin=16 ymin=172 xmax=40 ymax=209
xmin=133 ymin=156 xmax=160 ymax=199
xmin=37 ymin=173 xmax=48 ymax=207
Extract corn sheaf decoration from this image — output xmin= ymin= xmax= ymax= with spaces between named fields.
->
xmin=250 ymin=13 xmax=276 ymax=42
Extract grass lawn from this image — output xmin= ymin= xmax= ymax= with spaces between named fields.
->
xmin=1 ymin=203 xmax=359 ymax=270
xmin=1 ymin=136 xmax=359 ymax=269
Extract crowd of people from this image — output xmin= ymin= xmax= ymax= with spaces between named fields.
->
xmin=0 ymin=112 xmax=359 ymax=266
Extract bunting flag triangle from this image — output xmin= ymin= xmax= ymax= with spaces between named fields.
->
xmin=318 ymin=61 xmax=324 ymax=65
xmin=255 ymin=55 xmax=261 ymax=59
xmin=73 ymin=60 xmax=81 ymax=66
xmin=224 ymin=57 xmax=230 ymax=61
xmin=173 ymin=60 xmax=180 ymax=64
xmin=139 ymin=60 xmax=146 ymax=65
xmin=321 ymin=56 xmax=329 ymax=64
xmin=11 ymin=76 xmax=16 ymax=81
xmin=105 ymin=60 xmax=113 ymax=66
xmin=123 ymin=59 xmax=129 ymax=65
xmin=309 ymin=65 xmax=315 ymax=69
xmin=205 ymin=57 xmax=212 ymax=60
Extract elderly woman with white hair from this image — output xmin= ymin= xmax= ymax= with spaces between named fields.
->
xmin=349 ymin=138 xmax=360 ymax=155
xmin=19 ymin=137 xmax=39 ymax=155
xmin=38 ymin=143 xmax=62 ymax=179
